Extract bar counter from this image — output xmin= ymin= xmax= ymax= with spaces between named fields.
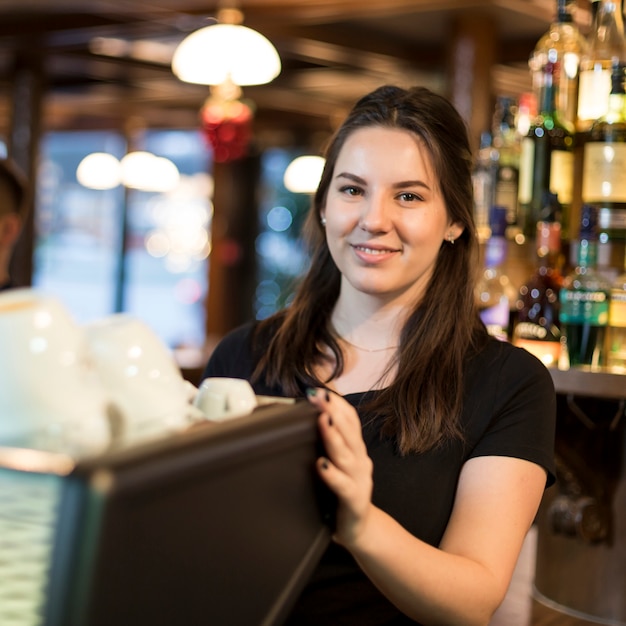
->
xmin=534 ymin=366 xmax=626 ymax=626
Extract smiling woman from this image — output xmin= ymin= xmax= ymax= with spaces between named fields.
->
xmin=321 ymin=126 xmax=463 ymax=310
xmin=201 ymin=85 xmax=556 ymax=625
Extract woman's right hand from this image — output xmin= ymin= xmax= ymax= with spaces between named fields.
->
xmin=306 ymin=388 xmax=374 ymax=548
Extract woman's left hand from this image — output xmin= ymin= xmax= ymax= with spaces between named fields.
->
xmin=307 ymin=388 xmax=374 ymax=548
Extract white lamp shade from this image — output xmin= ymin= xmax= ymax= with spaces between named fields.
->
xmin=76 ymin=152 xmax=122 ymax=190
xmin=283 ymin=155 xmax=325 ymax=194
xmin=172 ymin=23 xmax=281 ymax=86
xmin=120 ymin=152 xmax=180 ymax=193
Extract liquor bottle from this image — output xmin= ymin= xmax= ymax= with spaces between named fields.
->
xmin=577 ymin=0 xmax=626 ymax=132
xmin=559 ymin=204 xmax=612 ymax=367
xmin=529 ymin=0 xmax=589 ymax=132
xmin=472 ymin=131 xmax=496 ymax=243
xmin=512 ymin=192 xmax=564 ymax=367
xmin=607 ymin=258 xmax=626 ymax=371
xmin=476 ymin=206 xmax=517 ymax=341
xmin=582 ymin=62 xmax=626 ymax=268
xmin=592 ymin=0 xmax=602 ymax=22
xmin=518 ymin=58 xmax=575 ymax=239
xmin=491 ymin=96 xmax=521 ymax=238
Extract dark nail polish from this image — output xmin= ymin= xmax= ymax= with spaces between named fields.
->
xmin=325 ymin=390 xmax=330 ymax=402
xmin=321 ymin=458 xmax=329 ymax=469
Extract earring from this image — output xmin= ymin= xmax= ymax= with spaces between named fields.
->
xmin=447 ymin=233 xmax=455 ymax=244
xmin=320 ymin=216 xmax=327 ymax=227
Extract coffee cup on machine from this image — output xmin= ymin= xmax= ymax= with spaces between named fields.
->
xmin=193 ymin=377 xmax=257 ymax=422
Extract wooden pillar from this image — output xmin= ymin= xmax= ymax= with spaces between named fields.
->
xmin=205 ymin=153 xmax=260 ymax=349
xmin=445 ymin=13 xmax=497 ymax=155
xmin=7 ymin=43 xmax=45 ymax=288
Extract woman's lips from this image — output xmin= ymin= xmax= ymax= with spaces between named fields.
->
xmin=351 ymin=243 xmax=399 ymax=262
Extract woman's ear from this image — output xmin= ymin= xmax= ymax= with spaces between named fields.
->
xmin=448 ymin=222 xmax=465 ymax=239
xmin=447 ymin=222 xmax=464 ymax=242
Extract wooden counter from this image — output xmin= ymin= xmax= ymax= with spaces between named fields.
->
xmin=548 ymin=367 xmax=626 ymax=401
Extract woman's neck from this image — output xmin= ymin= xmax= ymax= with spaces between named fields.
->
xmin=331 ymin=292 xmax=406 ymax=352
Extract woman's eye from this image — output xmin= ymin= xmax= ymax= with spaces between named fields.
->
xmin=398 ymin=192 xmax=421 ymax=202
xmin=340 ymin=185 xmax=362 ymax=196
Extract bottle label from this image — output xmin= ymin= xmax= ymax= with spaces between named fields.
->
xmin=578 ymin=68 xmax=611 ymax=122
xmin=549 ymin=150 xmax=574 ymax=204
xmin=495 ymin=166 xmax=519 ymax=226
xmin=484 ymin=237 xmax=507 ymax=268
xmin=609 ymin=289 xmax=626 ymax=327
xmin=518 ymin=138 xmax=535 ymax=204
xmin=513 ymin=321 xmax=560 ymax=342
xmin=582 ymin=143 xmax=626 ymax=202
xmin=560 ymin=290 xmax=609 ymax=324
xmin=472 ymin=170 xmax=493 ymax=235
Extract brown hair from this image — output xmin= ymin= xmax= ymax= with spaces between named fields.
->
xmin=255 ymin=85 xmax=487 ymax=454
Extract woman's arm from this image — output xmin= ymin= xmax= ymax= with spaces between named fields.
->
xmin=308 ymin=389 xmax=546 ymax=626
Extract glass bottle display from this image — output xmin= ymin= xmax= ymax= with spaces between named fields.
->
xmin=512 ymin=192 xmax=564 ymax=367
xmin=529 ymin=0 xmax=588 ymax=132
xmin=577 ymin=0 xmax=626 ymax=131
xmin=582 ymin=62 xmax=626 ymax=252
xmin=476 ymin=206 xmax=517 ymax=341
xmin=491 ymin=96 xmax=521 ymax=239
xmin=472 ymin=131 xmax=497 ymax=243
xmin=518 ymin=58 xmax=575 ymax=239
xmin=607 ymin=259 xmax=626 ymax=371
xmin=559 ymin=204 xmax=612 ymax=368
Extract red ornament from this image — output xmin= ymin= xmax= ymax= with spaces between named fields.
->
xmin=200 ymin=97 xmax=254 ymax=163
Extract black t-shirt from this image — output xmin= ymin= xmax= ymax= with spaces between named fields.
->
xmin=202 ymin=322 xmax=556 ymax=625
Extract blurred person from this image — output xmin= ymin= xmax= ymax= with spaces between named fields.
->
xmin=202 ymin=85 xmax=555 ymax=625
xmin=0 ymin=158 xmax=27 ymax=291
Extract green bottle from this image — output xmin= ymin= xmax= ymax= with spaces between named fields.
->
xmin=559 ymin=204 xmax=612 ymax=368
xmin=518 ymin=56 xmax=575 ymax=239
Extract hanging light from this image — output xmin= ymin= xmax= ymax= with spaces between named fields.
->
xmin=77 ymin=152 xmax=180 ymax=193
xmin=121 ymin=152 xmax=180 ymax=192
xmin=76 ymin=152 xmax=122 ymax=190
xmin=284 ymin=156 xmax=325 ymax=194
xmin=171 ymin=7 xmax=281 ymax=87
xmin=171 ymin=5 xmax=281 ymax=163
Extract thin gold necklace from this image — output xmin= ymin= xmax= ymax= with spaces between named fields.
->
xmin=340 ymin=336 xmax=399 ymax=353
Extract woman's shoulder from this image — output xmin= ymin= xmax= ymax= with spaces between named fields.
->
xmin=472 ymin=337 xmax=554 ymax=380
xmin=201 ymin=316 xmax=287 ymax=392
xmin=465 ymin=337 xmax=556 ymax=407
xmin=202 ymin=321 xmax=260 ymax=380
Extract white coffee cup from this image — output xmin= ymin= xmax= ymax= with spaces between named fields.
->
xmin=0 ymin=288 xmax=110 ymax=453
xmin=193 ymin=377 xmax=257 ymax=422
xmin=84 ymin=313 xmax=196 ymax=442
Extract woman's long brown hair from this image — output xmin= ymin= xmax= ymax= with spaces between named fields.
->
xmin=254 ymin=85 xmax=488 ymax=454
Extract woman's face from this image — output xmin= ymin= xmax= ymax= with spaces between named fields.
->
xmin=322 ymin=126 xmax=462 ymax=307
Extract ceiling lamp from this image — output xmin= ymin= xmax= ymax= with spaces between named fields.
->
xmin=284 ymin=156 xmax=325 ymax=194
xmin=171 ymin=5 xmax=281 ymax=163
xmin=171 ymin=7 xmax=281 ymax=87
xmin=76 ymin=152 xmax=122 ymax=190
xmin=121 ymin=152 xmax=180 ymax=193
xmin=76 ymin=152 xmax=180 ymax=193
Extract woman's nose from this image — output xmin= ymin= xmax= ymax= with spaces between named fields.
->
xmin=358 ymin=193 xmax=390 ymax=232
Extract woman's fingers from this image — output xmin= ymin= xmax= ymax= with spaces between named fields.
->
xmin=306 ymin=387 xmax=365 ymax=457
xmin=307 ymin=386 xmax=373 ymax=502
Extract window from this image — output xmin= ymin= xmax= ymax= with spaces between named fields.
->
xmin=33 ymin=129 xmax=212 ymax=351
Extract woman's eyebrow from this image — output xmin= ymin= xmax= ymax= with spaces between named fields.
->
xmin=335 ymin=172 xmax=431 ymax=191
xmin=392 ymin=179 xmax=431 ymax=191
xmin=334 ymin=172 xmax=366 ymax=185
